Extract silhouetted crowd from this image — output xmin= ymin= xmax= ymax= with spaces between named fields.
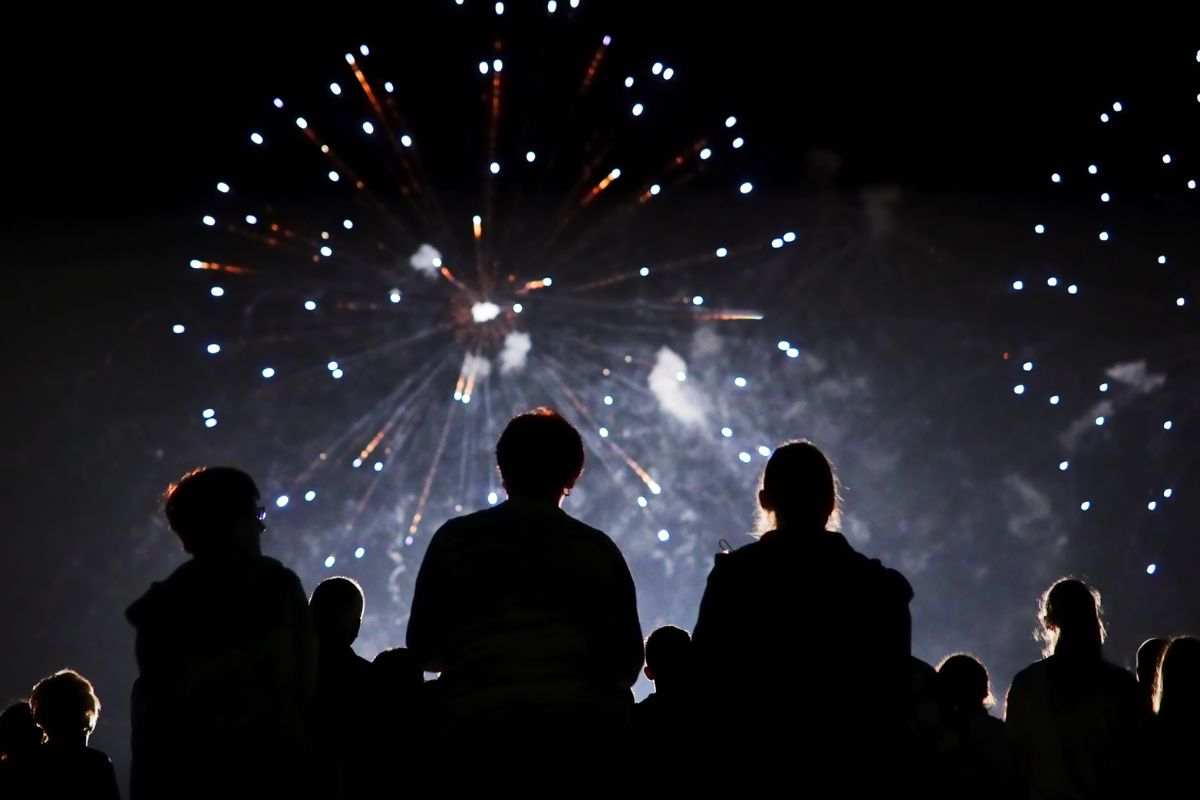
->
xmin=1 ymin=408 xmax=1196 ymax=798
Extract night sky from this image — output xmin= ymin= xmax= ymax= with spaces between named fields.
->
xmin=4 ymin=5 xmax=1198 ymax=784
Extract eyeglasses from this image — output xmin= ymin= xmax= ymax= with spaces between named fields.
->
xmin=255 ymin=506 xmax=268 ymax=522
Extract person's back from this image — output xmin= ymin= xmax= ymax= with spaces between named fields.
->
xmin=128 ymin=467 xmax=315 ymax=800
xmin=634 ymin=626 xmax=696 ymax=758
xmin=0 ymin=701 xmax=42 ymax=796
xmin=1135 ymin=637 xmax=1168 ymax=715
xmin=1004 ymin=578 xmax=1144 ymax=800
xmin=25 ymin=669 xmax=121 ymax=800
xmin=1140 ymin=636 xmax=1200 ymax=794
xmin=408 ymin=409 xmax=643 ymax=768
xmin=692 ymin=442 xmax=912 ymax=788
xmin=360 ymin=648 xmax=425 ymax=792
xmin=936 ymin=654 xmax=1019 ymax=799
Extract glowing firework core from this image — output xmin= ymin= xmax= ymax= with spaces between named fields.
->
xmin=470 ymin=301 xmax=502 ymax=324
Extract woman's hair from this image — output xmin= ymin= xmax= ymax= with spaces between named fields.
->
xmin=1036 ymin=577 xmax=1106 ymax=659
xmin=29 ymin=669 xmax=101 ymax=740
xmin=1154 ymin=635 xmax=1200 ymax=716
xmin=756 ymin=440 xmax=841 ymax=534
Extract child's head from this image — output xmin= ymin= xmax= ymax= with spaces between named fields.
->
xmin=311 ymin=576 xmax=366 ymax=648
xmin=0 ymin=701 xmax=43 ymax=759
xmin=936 ymin=653 xmax=994 ymax=713
xmin=29 ymin=669 xmax=101 ymax=745
xmin=644 ymin=626 xmax=693 ymax=689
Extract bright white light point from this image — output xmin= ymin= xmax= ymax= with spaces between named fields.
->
xmin=603 ymin=35 xmax=612 ymax=46
xmin=1157 ymin=255 xmax=1166 ymax=264
xmin=542 ymin=277 xmax=553 ymax=287
xmin=1059 ymin=461 xmax=1069 ymax=471
xmin=783 ymin=232 xmax=796 ymax=243
xmin=1068 ymin=284 xmax=1079 ymax=294
xmin=488 ymin=491 xmax=499 ymax=505
xmin=327 ymin=361 xmax=339 ymax=371
xmin=1095 ymin=416 xmax=1105 ymax=426
xmin=261 ymin=367 xmax=275 ymax=379
xmin=374 ymin=462 xmax=383 ymax=472
xmin=216 ymin=181 xmax=231 ymax=194
xmin=490 ymin=162 xmax=501 ymax=175
xmin=738 ymin=452 xmax=752 ymax=463
xmin=639 ymin=266 xmax=650 ymax=276
xmin=172 ymin=324 xmax=185 ymax=334
xmin=320 ymin=246 xmax=333 ymax=257
xmin=739 ymin=181 xmax=755 ymax=195
xmin=663 ymin=68 xmax=675 ymax=80
xmin=1100 ymin=192 xmax=1110 ymax=202
xmin=716 ymin=247 xmax=728 ymax=258
xmin=1148 ymin=501 xmax=1158 ymax=511
xmin=777 ymin=340 xmax=790 ymax=351
xmin=245 ymin=214 xmax=258 ymax=225
xmin=331 ymin=369 xmax=344 ymax=379
xmin=547 ymin=0 xmax=557 ymax=11
xmin=1164 ymin=489 xmax=1173 ymax=498
xmin=202 ymin=408 xmax=215 ymax=419
xmin=570 ymin=0 xmax=579 ymax=6
xmin=637 ymin=496 xmax=648 ymax=508
xmin=324 ymin=556 xmax=335 ymax=568
xmin=632 ymin=103 xmax=644 ymax=116
xmin=493 ymin=59 xmax=503 ymax=72
xmin=725 ymin=116 xmax=737 ymax=128
xmin=390 ymin=290 xmax=402 ymax=304
xmin=1098 ymin=231 xmax=1109 ymax=241
xmin=320 ymin=232 xmax=330 ymax=240
xmin=320 ymin=145 xmax=329 ymax=154
xmin=189 ymin=259 xmax=203 ymax=269
xmin=1051 ymin=173 xmax=1061 ymax=183
xmin=1050 ymin=395 xmax=1060 ymax=405
xmin=202 ymin=215 xmax=216 ymax=226
xmin=734 ymin=376 xmax=747 ymax=388
xmin=1080 ymin=501 xmax=1091 ymax=511
xmin=470 ymin=301 xmax=502 ymax=323
xmin=1022 ymin=361 xmax=1033 ymax=371
xmin=1047 ymin=277 xmax=1059 ymax=287
xmin=757 ymin=446 xmax=771 ymax=458
xmin=473 ymin=214 xmax=482 ymax=226
xmin=276 ymin=495 xmax=290 ymax=508
xmin=353 ymin=547 xmax=365 ymax=559
xmin=649 ymin=184 xmax=661 ymax=195
xmin=609 ymin=168 xmax=621 ymax=179
xmin=699 ymin=148 xmax=712 ymax=160
xmin=652 ymin=62 xmax=663 ymax=75
xmin=512 ymin=303 xmax=523 ymax=313
xmin=400 ymin=135 xmax=413 ymax=147
xmin=272 ymin=97 xmax=284 ymax=108
xmin=359 ymin=44 xmax=369 ymax=56
xmin=206 ymin=343 xmax=221 ymax=354
xmin=1146 ymin=563 xmax=1157 ymax=575
xmin=362 ymin=121 xmax=375 ymax=134
xmin=1189 ymin=180 xmax=1197 ymax=190
xmin=204 ymin=418 xmax=217 ymax=429
xmin=692 ymin=296 xmax=704 ymax=306
xmin=1112 ymin=101 xmax=1123 ymax=112
xmin=1162 ymin=154 xmax=1173 ymax=164
xmin=1034 ymin=224 xmax=1045 ymax=234
xmin=721 ymin=426 xmax=733 ymax=438
xmin=1100 ymin=113 xmax=1109 ymax=123
xmin=1163 ymin=420 xmax=1173 ymax=430
xmin=328 ymin=171 xmax=339 ymax=183
xmin=771 ymin=238 xmax=783 ymax=249
xmin=624 ymin=76 xmax=634 ymax=88
xmin=603 ymin=395 xmax=614 ymax=406
xmin=304 ymin=490 xmax=316 ymax=502
xmin=1099 ymin=382 xmax=1109 ymax=392
xmin=657 ymin=529 xmax=670 ymax=542
xmin=352 ymin=458 xmax=362 ymax=468
xmin=384 ymin=81 xmax=394 ymax=93
xmin=1013 ymin=384 xmax=1025 ymax=395
xmin=304 ymin=300 xmax=317 ymax=311
xmin=329 ymin=82 xmax=342 ymax=96
xmin=494 ymin=1 xmax=504 ymax=14
xmin=786 ymin=347 xmax=800 ymax=358
xmin=404 ymin=536 xmax=414 ymax=545
xmin=479 ymin=61 xmax=489 ymax=75
xmin=526 ymin=150 xmax=536 ymax=163
xmin=675 ymin=371 xmax=686 ymax=382
xmin=1177 ymin=297 xmax=1187 ymax=307
xmin=599 ymin=427 xmax=609 ymax=438
xmin=732 ymin=137 xmax=745 ymax=149
xmin=341 ymin=219 xmax=354 ymax=231
xmin=250 ymin=132 xmax=264 ymax=145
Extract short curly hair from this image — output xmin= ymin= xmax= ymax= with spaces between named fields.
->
xmin=30 ymin=669 xmax=101 ymax=740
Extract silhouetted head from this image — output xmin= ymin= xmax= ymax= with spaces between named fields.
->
xmin=164 ymin=466 xmax=264 ymax=557
xmin=1155 ymin=636 xmax=1200 ymax=718
xmin=644 ymin=626 xmax=692 ymax=690
xmin=29 ymin=669 xmax=100 ymax=746
xmin=371 ymin=647 xmax=423 ymax=689
xmin=1136 ymin=637 xmax=1169 ymax=687
xmin=496 ymin=407 xmax=584 ymax=503
xmin=0 ymin=701 xmax=42 ymax=761
xmin=310 ymin=576 xmax=365 ymax=649
xmin=1037 ymin=577 xmax=1106 ymax=659
xmin=757 ymin=440 xmax=840 ymax=532
xmin=937 ymin=653 xmax=994 ymax=713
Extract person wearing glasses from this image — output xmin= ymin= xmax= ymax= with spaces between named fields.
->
xmin=126 ymin=467 xmax=316 ymax=800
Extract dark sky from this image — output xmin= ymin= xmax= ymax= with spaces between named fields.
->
xmin=3 ymin=4 xmax=1198 ymax=787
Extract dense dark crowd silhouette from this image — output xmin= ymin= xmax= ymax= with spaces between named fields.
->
xmin=1 ymin=407 xmax=1196 ymax=797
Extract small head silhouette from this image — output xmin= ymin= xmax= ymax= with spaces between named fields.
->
xmin=29 ymin=669 xmax=100 ymax=746
xmin=310 ymin=576 xmax=365 ymax=649
xmin=0 ymin=701 xmax=42 ymax=760
xmin=644 ymin=625 xmax=692 ymax=688
xmin=936 ymin=653 xmax=994 ymax=713
xmin=496 ymin=407 xmax=584 ymax=502
xmin=164 ymin=466 xmax=264 ymax=556
xmin=1155 ymin=636 xmax=1200 ymax=717
xmin=758 ymin=440 xmax=840 ymax=531
xmin=371 ymin=647 xmax=423 ymax=689
xmin=1037 ymin=577 xmax=1106 ymax=658
xmin=1136 ymin=637 xmax=1169 ymax=687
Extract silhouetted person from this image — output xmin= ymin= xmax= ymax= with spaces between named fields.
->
xmin=360 ymin=648 xmax=426 ymax=791
xmin=26 ymin=669 xmax=120 ymax=800
xmin=1135 ymin=637 xmax=1169 ymax=714
xmin=1139 ymin=636 xmax=1200 ymax=793
xmin=936 ymin=654 xmax=1019 ymax=799
xmin=408 ymin=408 xmax=643 ymax=773
xmin=310 ymin=576 xmax=370 ymax=799
xmin=634 ymin=626 xmax=697 ymax=759
xmin=0 ymin=700 xmax=41 ymax=795
xmin=691 ymin=441 xmax=913 ymax=791
xmin=1005 ymin=578 xmax=1145 ymax=800
xmin=127 ymin=467 xmax=316 ymax=800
